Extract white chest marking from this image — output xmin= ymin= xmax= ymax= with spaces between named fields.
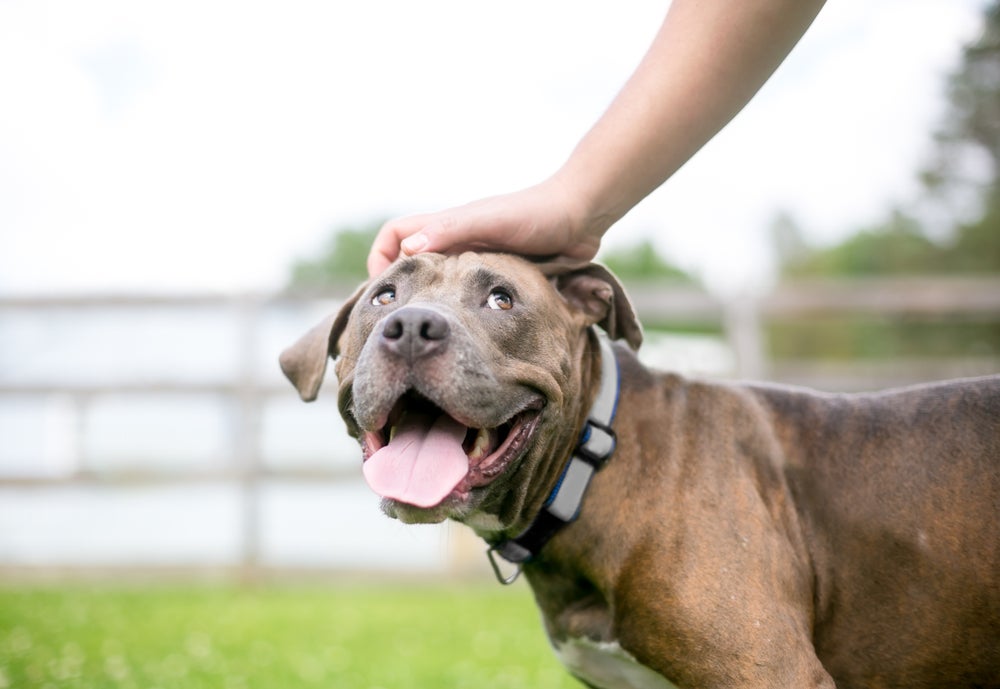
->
xmin=553 ymin=637 xmax=679 ymax=689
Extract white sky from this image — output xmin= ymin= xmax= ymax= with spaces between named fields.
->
xmin=0 ymin=0 xmax=987 ymax=295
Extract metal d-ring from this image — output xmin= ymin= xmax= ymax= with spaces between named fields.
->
xmin=486 ymin=547 xmax=523 ymax=585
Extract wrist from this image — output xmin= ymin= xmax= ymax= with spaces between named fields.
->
xmin=546 ymin=166 xmax=618 ymax=250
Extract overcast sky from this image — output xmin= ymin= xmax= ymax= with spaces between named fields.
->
xmin=0 ymin=0 xmax=988 ymax=295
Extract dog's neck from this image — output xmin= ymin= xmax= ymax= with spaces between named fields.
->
xmin=485 ymin=329 xmax=620 ymax=584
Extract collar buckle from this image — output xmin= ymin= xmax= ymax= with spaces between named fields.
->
xmin=576 ymin=420 xmax=616 ymax=467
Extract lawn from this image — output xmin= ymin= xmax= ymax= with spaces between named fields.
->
xmin=0 ymin=581 xmax=582 ymax=689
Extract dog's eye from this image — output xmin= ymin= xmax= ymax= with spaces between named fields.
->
xmin=372 ymin=288 xmax=396 ymax=306
xmin=486 ymin=290 xmax=513 ymax=311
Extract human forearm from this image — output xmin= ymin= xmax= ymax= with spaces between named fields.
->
xmin=554 ymin=0 xmax=827 ymax=237
xmin=367 ymin=0 xmax=826 ymax=276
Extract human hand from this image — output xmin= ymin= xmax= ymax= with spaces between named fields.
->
xmin=367 ymin=179 xmax=605 ymax=277
xmin=366 ymin=0 xmax=825 ymax=278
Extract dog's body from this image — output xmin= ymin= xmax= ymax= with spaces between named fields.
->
xmin=281 ymin=253 xmax=1000 ymax=689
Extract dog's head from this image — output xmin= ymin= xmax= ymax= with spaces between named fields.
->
xmin=279 ymin=252 xmax=641 ymax=533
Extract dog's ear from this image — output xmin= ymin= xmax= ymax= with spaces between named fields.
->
xmin=279 ymin=283 xmax=367 ymax=401
xmin=551 ymin=263 xmax=643 ymax=350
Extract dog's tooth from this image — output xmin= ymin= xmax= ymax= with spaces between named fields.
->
xmin=389 ymin=425 xmax=398 ymax=442
xmin=469 ymin=427 xmax=491 ymax=461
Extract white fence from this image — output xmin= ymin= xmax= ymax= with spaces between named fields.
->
xmin=1 ymin=277 xmax=997 ymax=579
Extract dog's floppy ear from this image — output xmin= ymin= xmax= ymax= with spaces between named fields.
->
xmin=279 ymin=283 xmax=367 ymax=402
xmin=549 ymin=262 xmax=643 ymax=350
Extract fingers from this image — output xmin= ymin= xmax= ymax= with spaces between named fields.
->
xmin=366 ymin=184 xmax=600 ymax=277
xmin=367 ymin=216 xmax=426 ymax=277
xmin=368 ymin=212 xmax=476 ymax=277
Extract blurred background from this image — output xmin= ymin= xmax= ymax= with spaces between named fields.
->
xmin=1 ymin=0 xmax=999 ymax=686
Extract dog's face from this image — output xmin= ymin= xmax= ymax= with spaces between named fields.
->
xmin=280 ymin=253 xmax=640 ymax=533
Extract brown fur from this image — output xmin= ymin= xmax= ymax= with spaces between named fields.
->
xmin=281 ymin=253 xmax=1000 ymax=689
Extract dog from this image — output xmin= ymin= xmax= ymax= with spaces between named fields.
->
xmin=280 ymin=252 xmax=1000 ymax=689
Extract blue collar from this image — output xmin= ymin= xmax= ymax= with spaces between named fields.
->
xmin=487 ymin=330 xmax=620 ymax=584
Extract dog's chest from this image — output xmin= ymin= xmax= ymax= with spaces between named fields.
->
xmin=553 ymin=636 xmax=678 ymax=689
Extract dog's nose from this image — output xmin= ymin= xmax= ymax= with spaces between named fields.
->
xmin=380 ymin=306 xmax=450 ymax=361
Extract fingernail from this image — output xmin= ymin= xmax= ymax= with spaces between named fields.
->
xmin=401 ymin=233 xmax=428 ymax=254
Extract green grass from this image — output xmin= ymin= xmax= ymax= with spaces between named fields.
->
xmin=0 ymin=582 xmax=582 ymax=689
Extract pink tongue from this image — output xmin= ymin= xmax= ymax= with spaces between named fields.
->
xmin=363 ymin=413 xmax=469 ymax=508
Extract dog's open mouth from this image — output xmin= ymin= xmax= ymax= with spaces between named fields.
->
xmin=359 ymin=392 xmax=543 ymax=509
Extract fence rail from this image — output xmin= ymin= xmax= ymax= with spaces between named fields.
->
xmin=1 ymin=276 xmax=998 ymax=577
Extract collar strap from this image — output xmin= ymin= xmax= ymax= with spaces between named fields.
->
xmin=487 ymin=330 xmax=619 ymax=584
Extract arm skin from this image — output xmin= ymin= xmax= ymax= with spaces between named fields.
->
xmin=368 ymin=0 xmax=827 ymax=276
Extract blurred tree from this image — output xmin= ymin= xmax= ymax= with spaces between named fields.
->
xmin=780 ymin=209 xmax=941 ymax=278
xmin=778 ymin=1 xmax=1000 ymax=280
xmin=599 ymin=238 xmax=696 ymax=283
xmin=771 ymin=206 xmax=999 ymax=361
xmin=770 ymin=2 xmax=1000 ymax=363
xmin=923 ymin=1 xmax=1000 ymax=206
xmin=287 ymin=221 xmax=381 ymax=289
xmin=919 ymin=0 xmax=1000 ymax=272
xmin=598 ymin=239 xmax=708 ymax=334
xmin=940 ymin=192 xmax=1000 ymax=271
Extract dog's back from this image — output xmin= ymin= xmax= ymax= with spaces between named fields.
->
xmin=751 ymin=376 xmax=1000 ymax=687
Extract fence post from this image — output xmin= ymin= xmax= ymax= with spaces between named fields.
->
xmin=235 ymin=297 xmax=263 ymax=583
xmin=723 ymin=294 xmax=766 ymax=381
